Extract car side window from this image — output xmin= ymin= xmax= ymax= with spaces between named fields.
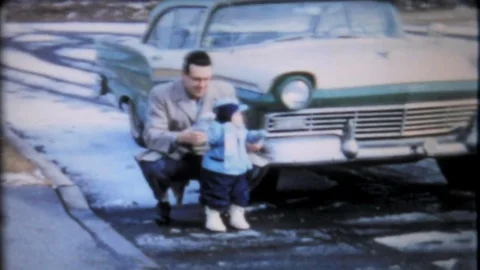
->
xmin=146 ymin=10 xmax=175 ymax=49
xmin=169 ymin=7 xmax=206 ymax=49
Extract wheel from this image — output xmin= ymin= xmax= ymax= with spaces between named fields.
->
xmin=94 ymin=75 xmax=110 ymax=97
xmin=247 ymin=166 xmax=270 ymax=191
xmin=464 ymin=0 xmax=477 ymax=7
xmin=125 ymin=100 xmax=146 ymax=147
xmin=99 ymin=75 xmax=110 ymax=96
xmin=436 ymin=154 xmax=478 ymax=191
xmin=249 ymin=168 xmax=281 ymax=203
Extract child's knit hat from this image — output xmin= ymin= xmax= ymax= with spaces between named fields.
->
xmin=213 ymin=98 xmax=249 ymax=123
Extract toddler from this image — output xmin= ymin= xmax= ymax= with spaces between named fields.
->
xmin=198 ymin=98 xmax=266 ymax=232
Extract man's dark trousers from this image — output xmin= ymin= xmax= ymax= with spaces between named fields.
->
xmin=135 ymin=154 xmax=202 ymax=224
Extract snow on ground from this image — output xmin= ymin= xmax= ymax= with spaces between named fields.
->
xmin=340 ymin=212 xmax=442 ymax=225
xmin=26 ymin=22 xmax=146 ymax=35
xmin=125 ymin=3 xmax=148 ymax=10
xmin=3 ymin=79 xmax=200 ymax=209
xmin=3 ymin=48 xmax=96 ymax=86
xmin=59 ymin=59 xmax=98 ymax=73
xmin=436 ymin=210 xmax=477 ymax=222
xmin=1 ymin=172 xmax=45 ymax=186
xmin=54 ymin=48 xmax=96 ymax=61
xmin=374 ymin=230 xmax=477 ymax=253
xmin=2 ymin=68 xmax=95 ymax=98
xmin=1 ymin=24 xmax=36 ymax=37
xmin=432 ymin=258 xmax=459 ymax=270
xmin=13 ymin=33 xmax=68 ymax=42
xmin=1 ymin=22 xmax=198 ymax=209
xmin=135 ymin=229 xmax=339 ymax=251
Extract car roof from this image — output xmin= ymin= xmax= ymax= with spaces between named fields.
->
xmin=148 ymin=0 xmax=395 ymax=22
xmin=148 ymin=0 xmax=216 ymax=23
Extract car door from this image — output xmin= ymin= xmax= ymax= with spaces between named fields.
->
xmin=125 ymin=8 xmax=175 ymax=113
xmin=134 ymin=6 xmax=208 ymax=123
xmin=148 ymin=7 xmax=208 ymax=83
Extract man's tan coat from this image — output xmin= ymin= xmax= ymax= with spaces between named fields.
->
xmin=135 ymin=79 xmax=238 ymax=162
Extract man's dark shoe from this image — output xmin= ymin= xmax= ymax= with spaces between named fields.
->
xmin=154 ymin=202 xmax=172 ymax=225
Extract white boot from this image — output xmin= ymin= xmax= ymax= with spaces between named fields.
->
xmin=228 ymin=204 xmax=250 ymax=230
xmin=205 ymin=207 xmax=227 ymax=232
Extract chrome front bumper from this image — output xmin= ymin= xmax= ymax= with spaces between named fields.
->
xmin=249 ymin=120 xmax=477 ymax=168
xmin=251 ymin=99 xmax=478 ymax=168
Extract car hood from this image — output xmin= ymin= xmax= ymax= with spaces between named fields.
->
xmin=211 ymin=38 xmax=478 ymax=93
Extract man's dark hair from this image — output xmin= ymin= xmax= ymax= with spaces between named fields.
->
xmin=183 ymin=50 xmax=212 ymax=75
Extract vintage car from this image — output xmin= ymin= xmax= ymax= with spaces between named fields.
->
xmin=95 ymin=0 xmax=478 ymax=191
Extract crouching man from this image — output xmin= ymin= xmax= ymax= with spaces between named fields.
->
xmin=134 ymin=50 xmax=262 ymax=224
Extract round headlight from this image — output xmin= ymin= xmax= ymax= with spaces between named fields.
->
xmin=279 ymin=79 xmax=311 ymax=110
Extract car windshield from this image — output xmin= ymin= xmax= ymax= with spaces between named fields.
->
xmin=202 ymin=1 xmax=404 ymax=48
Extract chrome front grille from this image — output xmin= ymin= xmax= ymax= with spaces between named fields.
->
xmin=266 ymin=99 xmax=477 ymax=139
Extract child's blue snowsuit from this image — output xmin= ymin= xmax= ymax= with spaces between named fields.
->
xmin=200 ymin=120 xmax=266 ymax=212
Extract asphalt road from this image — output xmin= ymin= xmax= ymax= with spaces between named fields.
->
xmin=94 ymin=167 xmax=476 ymax=270
xmin=2 ymin=20 xmax=477 ymax=270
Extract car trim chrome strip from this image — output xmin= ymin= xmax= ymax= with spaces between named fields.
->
xmin=265 ymin=99 xmax=478 ymax=139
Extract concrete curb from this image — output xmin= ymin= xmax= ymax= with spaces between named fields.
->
xmin=4 ymin=125 xmax=160 ymax=270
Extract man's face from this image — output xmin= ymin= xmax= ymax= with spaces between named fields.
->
xmin=183 ymin=64 xmax=212 ymax=99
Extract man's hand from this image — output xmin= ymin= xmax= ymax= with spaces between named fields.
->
xmin=177 ymin=130 xmax=207 ymax=146
xmin=246 ymin=143 xmax=263 ymax=153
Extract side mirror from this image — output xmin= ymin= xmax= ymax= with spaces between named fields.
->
xmin=427 ymin=23 xmax=446 ymax=38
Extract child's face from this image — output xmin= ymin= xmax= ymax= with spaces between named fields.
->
xmin=231 ymin=111 xmax=244 ymax=127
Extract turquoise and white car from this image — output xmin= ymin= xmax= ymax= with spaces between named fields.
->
xmin=95 ymin=0 xmax=478 ymax=191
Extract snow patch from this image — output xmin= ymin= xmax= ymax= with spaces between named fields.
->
xmin=125 ymin=3 xmax=147 ymax=9
xmin=2 ymin=49 xmax=96 ymax=85
xmin=135 ymin=234 xmax=208 ymax=249
xmin=340 ymin=212 xmax=442 ymax=225
xmin=55 ymin=48 xmax=96 ymax=62
xmin=136 ymin=230 xmax=263 ymax=250
xmin=245 ymin=203 xmax=269 ymax=212
xmin=170 ymin=228 xmax=181 ymax=234
xmin=300 ymin=238 xmax=314 ymax=243
xmin=3 ymin=68 xmax=95 ymax=98
xmin=60 ymin=59 xmax=98 ymax=73
xmin=272 ymin=229 xmax=297 ymax=238
xmin=436 ymin=210 xmax=477 ymax=222
xmin=292 ymin=242 xmax=361 ymax=255
xmin=187 ymin=230 xmax=263 ymax=240
xmin=189 ymin=233 xmax=209 ymax=239
xmin=209 ymin=230 xmax=263 ymax=240
xmin=3 ymin=81 xmax=155 ymax=207
xmin=1 ymin=24 xmax=35 ymax=37
xmin=3 ymin=79 xmax=199 ymax=208
xmin=432 ymin=258 xmax=458 ymax=270
xmin=1 ymin=172 xmax=45 ymax=186
xmin=13 ymin=34 xmax=68 ymax=42
xmin=374 ymin=230 xmax=477 ymax=253
xmin=24 ymin=22 xmax=147 ymax=35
